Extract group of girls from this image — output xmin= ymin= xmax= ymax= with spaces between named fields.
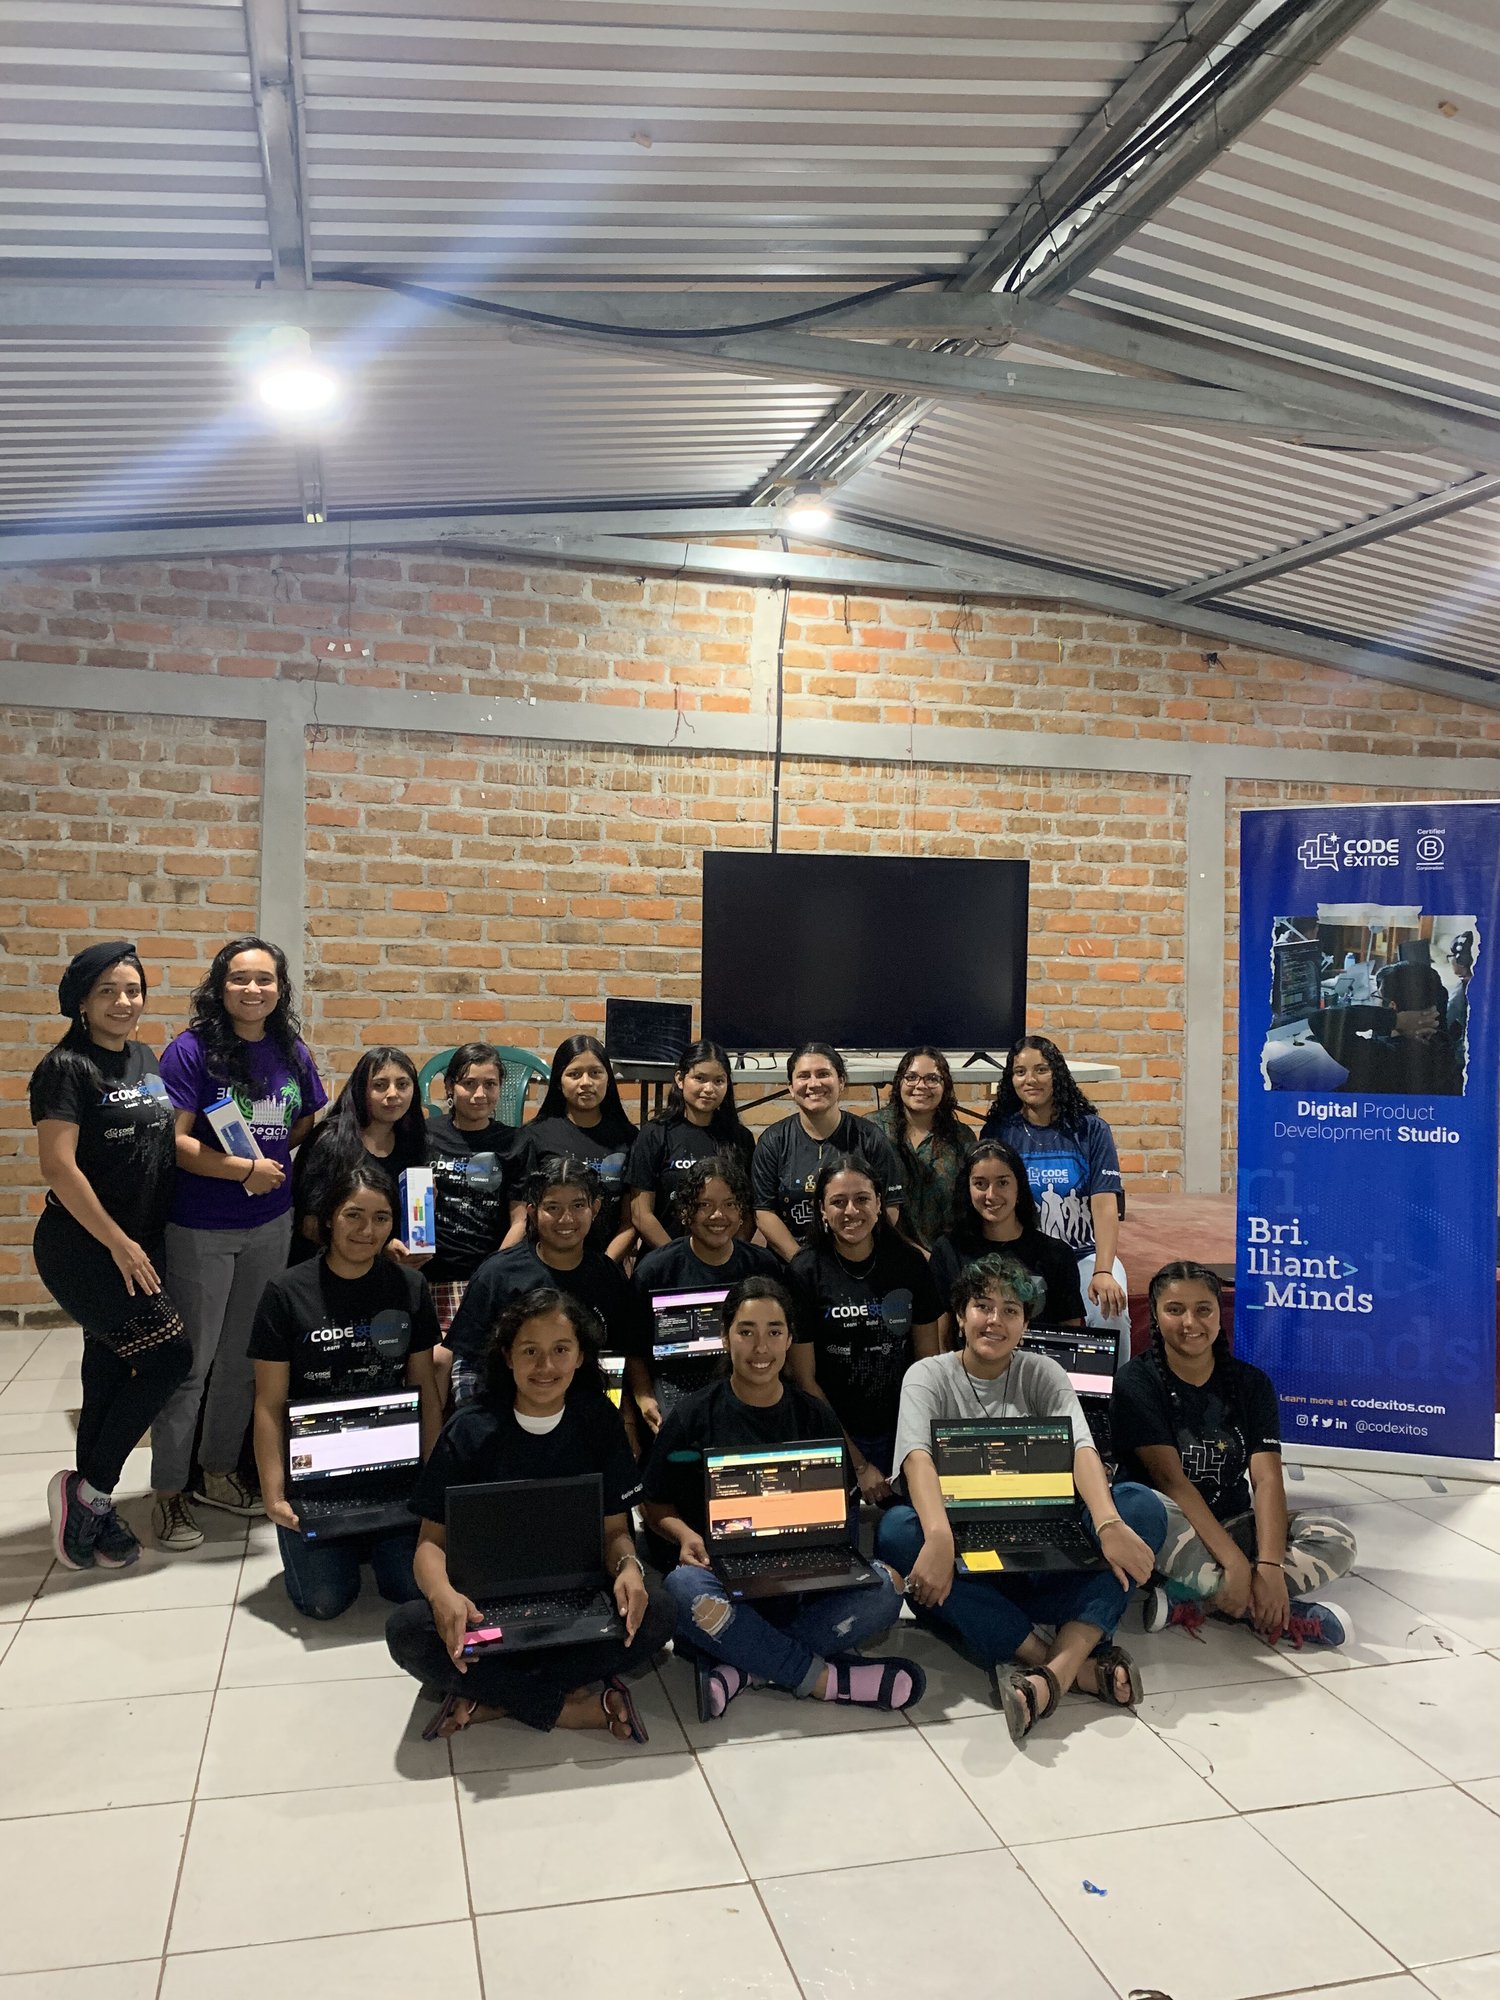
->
xmin=28 ymin=934 xmax=1355 ymax=1753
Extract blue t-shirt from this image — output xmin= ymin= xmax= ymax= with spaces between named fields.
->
xmin=986 ymin=1112 xmax=1122 ymax=1257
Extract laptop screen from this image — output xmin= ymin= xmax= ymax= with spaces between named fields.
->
xmin=705 ymin=1440 xmax=846 ymax=1547
xmin=445 ymin=1475 xmax=604 ymax=1598
xmin=286 ymin=1390 xmax=421 ymax=1488
xmin=601 ymin=1355 xmax=624 ymax=1408
xmin=652 ymin=1287 xmax=729 ymax=1362
xmin=1025 ymin=1329 xmax=1117 ymax=1401
xmin=930 ymin=1419 xmax=1076 ymax=1516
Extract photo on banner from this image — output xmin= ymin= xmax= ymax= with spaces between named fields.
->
xmin=1237 ymin=804 xmax=1499 ymax=1464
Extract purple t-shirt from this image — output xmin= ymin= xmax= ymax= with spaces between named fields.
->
xmin=160 ymin=1028 xmax=327 ymax=1232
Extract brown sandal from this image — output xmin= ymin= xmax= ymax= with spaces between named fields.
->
xmin=993 ymin=1663 xmax=1061 ymax=1744
xmin=1082 ymin=1643 xmax=1143 ymax=1708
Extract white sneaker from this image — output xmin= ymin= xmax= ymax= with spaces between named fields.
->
xmin=192 ymin=1470 xmax=262 ymax=1517
xmin=152 ymin=1493 xmax=205 ymax=1551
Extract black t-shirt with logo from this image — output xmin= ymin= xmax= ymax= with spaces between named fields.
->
xmin=750 ymin=1112 xmax=906 ymax=1247
xmin=789 ymin=1235 xmax=943 ymax=1440
xmin=424 ymin=1110 xmax=524 ymax=1283
xmin=445 ymin=1240 xmax=653 ymax=1367
xmin=633 ymin=1234 xmax=787 ymax=1300
xmin=623 ymin=1118 xmax=750 ymax=1239
xmin=517 ymin=1113 xmax=638 ymax=1253
xmin=641 ymin=1377 xmax=843 ymax=1542
xmin=1112 ymin=1353 xmax=1281 ymax=1522
xmin=410 ymin=1392 xmax=641 ymax=1525
xmin=927 ymin=1227 xmax=1087 ymax=1327
xmin=28 ymin=1041 xmax=176 ymax=1245
xmin=248 ymin=1256 xmax=439 ymax=1400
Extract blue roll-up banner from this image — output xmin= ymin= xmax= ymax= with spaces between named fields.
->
xmin=1237 ymin=801 xmax=1498 ymax=1464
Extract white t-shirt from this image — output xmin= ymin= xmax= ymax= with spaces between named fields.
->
xmin=891 ymin=1347 xmax=1093 ymax=1486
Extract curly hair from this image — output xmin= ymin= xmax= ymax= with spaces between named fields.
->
xmin=884 ymin=1047 xmax=966 ymax=1154
xmin=991 ymin=1035 xmax=1098 ymax=1132
xmin=671 ymin=1151 xmax=754 ymax=1234
xmin=950 ymin=1251 xmax=1048 ymax=1326
xmin=185 ymin=935 xmax=311 ymax=1093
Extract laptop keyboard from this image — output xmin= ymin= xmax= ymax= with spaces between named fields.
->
xmin=716 ymin=1549 xmax=861 ymax=1581
xmin=295 ymin=1491 xmax=408 ymax=1522
xmin=475 ymin=1587 xmax=614 ymax=1625
xmin=953 ymin=1519 xmax=1096 ymax=1557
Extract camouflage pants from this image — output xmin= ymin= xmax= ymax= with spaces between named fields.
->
xmin=1157 ymin=1499 xmax=1357 ymax=1603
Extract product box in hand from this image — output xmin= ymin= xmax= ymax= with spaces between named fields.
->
xmin=204 ymin=1094 xmax=263 ymax=1196
xmin=400 ymin=1166 xmax=437 ymax=1255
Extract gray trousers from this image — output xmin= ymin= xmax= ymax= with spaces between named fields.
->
xmin=150 ymin=1210 xmax=293 ymax=1491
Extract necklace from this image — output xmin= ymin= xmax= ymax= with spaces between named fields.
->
xmin=958 ymin=1349 xmax=1013 ymax=1416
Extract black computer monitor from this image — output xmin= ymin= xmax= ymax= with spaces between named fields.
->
xmin=701 ymin=853 xmax=1028 ymax=1050
xmin=604 ymin=997 xmax=693 ymax=1063
xmin=1272 ymin=939 xmax=1324 ymax=1026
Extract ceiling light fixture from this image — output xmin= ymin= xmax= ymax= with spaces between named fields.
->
xmin=786 ymin=482 xmax=832 ymax=533
xmin=251 ymin=325 xmax=341 ymax=424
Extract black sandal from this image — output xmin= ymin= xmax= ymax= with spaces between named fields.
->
xmin=1082 ymin=1643 xmax=1143 ymax=1708
xmin=605 ymin=1676 xmax=650 ymax=1744
xmin=824 ymin=1655 xmax=927 ymax=1712
xmin=993 ymin=1663 xmax=1061 ymax=1744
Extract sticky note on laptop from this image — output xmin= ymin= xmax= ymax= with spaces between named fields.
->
xmin=964 ymin=1550 xmax=1004 ymax=1572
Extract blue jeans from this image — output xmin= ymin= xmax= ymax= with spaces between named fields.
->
xmin=875 ymin=1482 xmax=1167 ymax=1666
xmin=276 ymin=1523 xmax=421 ymax=1622
xmin=663 ymin=1560 xmax=903 ymax=1696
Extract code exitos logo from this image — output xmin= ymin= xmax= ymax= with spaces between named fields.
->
xmin=1296 ymin=831 xmax=1401 ymax=871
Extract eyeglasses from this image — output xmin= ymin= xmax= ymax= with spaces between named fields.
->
xmin=904 ymin=1072 xmax=943 ymax=1087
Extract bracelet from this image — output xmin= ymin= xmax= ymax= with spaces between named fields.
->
xmin=1254 ymin=1559 xmax=1283 ymax=1570
xmin=614 ymin=1553 xmax=645 ymax=1580
xmin=1094 ymin=1515 xmax=1123 ymax=1534
xmin=241 ymin=1155 xmax=256 ymax=1182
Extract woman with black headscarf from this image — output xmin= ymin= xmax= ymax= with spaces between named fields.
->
xmin=27 ymin=942 xmax=191 ymax=1572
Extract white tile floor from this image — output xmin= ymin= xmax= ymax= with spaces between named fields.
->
xmin=2 ymin=1323 xmax=1499 ymax=1999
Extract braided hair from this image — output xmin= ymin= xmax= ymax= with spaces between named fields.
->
xmin=992 ymin=1035 xmax=1098 ymax=1132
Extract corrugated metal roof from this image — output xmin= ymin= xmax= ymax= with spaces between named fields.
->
xmin=1229 ymin=495 xmax=1500 ymax=672
xmin=837 ymin=372 xmax=1464 ymax=588
xmin=297 ymin=0 xmax=1181 ymax=280
xmin=1076 ymin=0 xmax=1500 ymax=414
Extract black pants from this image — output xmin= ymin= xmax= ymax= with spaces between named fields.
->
xmin=34 ymin=1208 xmax=193 ymax=1492
xmin=386 ymin=1588 xmax=676 ymax=1732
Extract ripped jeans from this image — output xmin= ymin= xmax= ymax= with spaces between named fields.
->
xmin=663 ymin=1561 xmax=903 ymax=1697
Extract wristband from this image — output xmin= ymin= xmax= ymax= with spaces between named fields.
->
xmin=1254 ymin=1559 xmax=1283 ymax=1570
xmin=241 ymin=1155 xmax=256 ymax=1182
xmin=614 ymin=1553 xmax=645 ymax=1580
xmin=1094 ymin=1515 xmax=1123 ymax=1534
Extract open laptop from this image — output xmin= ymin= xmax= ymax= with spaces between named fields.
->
xmin=704 ymin=1439 xmax=882 ymax=1601
xmin=930 ymin=1417 xmax=1105 ymax=1574
xmin=1026 ymin=1327 xmax=1118 ymax=1462
xmin=445 ymin=1474 xmax=621 ymax=1657
xmin=651 ymin=1286 xmax=728 ymax=1387
xmin=605 ymin=996 xmax=693 ymax=1064
xmin=601 ymin=1354 xmax=625 ymax=1408
xmin=286 ymin=1388 xmax=422 ymax=1543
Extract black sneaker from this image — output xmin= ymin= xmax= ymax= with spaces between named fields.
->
xmin=47 ymin=1469 xmax=102 ymax=1571
xmin=91 ymin=1506 xmax=143 ymax=1569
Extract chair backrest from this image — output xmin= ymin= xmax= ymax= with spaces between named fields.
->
xmin=417 ymin=1045 xmax=552 ymax=1127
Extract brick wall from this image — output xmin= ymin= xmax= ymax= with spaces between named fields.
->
xmin=1 ymin=550 xmax=1496 ymax=1317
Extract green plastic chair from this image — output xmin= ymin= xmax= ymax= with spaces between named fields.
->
xmin=418 ymin=1045 xmax=551 ymax=1127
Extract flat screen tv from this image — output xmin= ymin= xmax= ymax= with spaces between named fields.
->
xmin=701 ymin=853 xmax=1028 ymax=1050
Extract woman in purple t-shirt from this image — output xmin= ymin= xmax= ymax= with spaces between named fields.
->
xmin=149 ymin=936 xmax=326 ymax=1552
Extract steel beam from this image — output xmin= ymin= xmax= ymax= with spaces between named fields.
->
xmin=1168 ymin=474 xmax=1500 ymax=603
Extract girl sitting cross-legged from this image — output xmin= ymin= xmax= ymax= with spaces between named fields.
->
xmin=641 ymin=1275 xmax=927 ymax=1724
xmin=1112 ymin=1261 xmax=1356 ymax=1649
xmin=875 ymin=1253 xmax=1167 ymax=1744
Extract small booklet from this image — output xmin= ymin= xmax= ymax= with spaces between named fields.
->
xmin=204 ymin=1094 xmax=264 ymax=1196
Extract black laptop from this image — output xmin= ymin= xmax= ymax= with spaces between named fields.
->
xmin=704 ymin=1439 xmax=882 ymax=1601
xmin=1025 ymin=1327 xmax=1119 ymax=1462
xmin=286 ymin=1388 xmax=422 ymax=1543
xmin=651 ymin=1285 xmax=729 ymax=1395
xmin=930 ymin=1416 xmax=1105 ymax=1574
xmin=445 ymin=1474 xmax=621 ymax=1657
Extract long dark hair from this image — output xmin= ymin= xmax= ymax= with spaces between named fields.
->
xmin=719 ymin=1273 xmax=798 ymax=1382
xmin=652 ymin=1038 xmax=751 ymax=1159
xmin=314 ymin=1162 xmax=397 ymax=1243
xmin=533 ymin=1034 xmax=635 ymax=1142
xmin=806 ymin=1151 xmax=894 ymax=1257
xmin=442 ymin=1041 xmax=507 ymax=1101
xmin=481 ymin=1286 xmax=607 ymax=1409
xmin=1146 ymin=1260 xmax=1240 ymax=1428
xmin=885 ymin=1047 xmax=966 ymax=1155
xmin=293 ymin=1046 xmax=426 ymax=1237
xmin=948 ymin=1139 xmax=1041 ymax=1253
xmin=31 ymin=948 xmax=150 ymax=1098
xmin=992 ymin=1034 xmax=1098 ymax=1132
xmin=185 ymin=935 xmax=310 ymax=1093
